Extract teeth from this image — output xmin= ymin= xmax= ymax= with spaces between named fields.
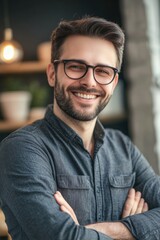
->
xmin=75 ymin=93 xmax=97 ymax=99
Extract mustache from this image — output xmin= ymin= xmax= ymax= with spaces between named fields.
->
xmin=68 ymin=86 xmax=104 ymax=95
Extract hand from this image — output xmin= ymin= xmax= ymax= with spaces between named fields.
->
xmin=54 ymin=192 xmax=133 ymax=239
xmin=0 ymin=209 xmax=8 ymax=236
xmin=122 ymin=188 xmax=148 ymax=218
xmin=54 ymin=188 xmax=148 ymax=223
xmin=54 ymin=191 xmax=79 ymax=225
xmin=86 ymin=222 xmax=135 ymax=239
xmin=54 ymin=190 xmax=146 ymax=239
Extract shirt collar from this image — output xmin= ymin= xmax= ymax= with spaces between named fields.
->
xmin=44 ymin=104 xmax=105 ymax=143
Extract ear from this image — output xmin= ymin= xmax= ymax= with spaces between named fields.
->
xmin=46 ymin=63 xmax=56 ymax=87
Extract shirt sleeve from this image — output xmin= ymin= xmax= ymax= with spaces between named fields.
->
xmin=121 ymin=138 xmax=160 ymax=240
xmin=0 ymin=132 xmax=112 ymax=240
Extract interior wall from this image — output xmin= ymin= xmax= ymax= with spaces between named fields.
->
xmin=143 ymin=0 xmax=160 ymax=170
xmin=120 ymin=0 xmax=159 ymax=173
xmin=0 ymin=0 xmax=122 ymax=61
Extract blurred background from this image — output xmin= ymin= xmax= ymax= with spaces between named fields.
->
xmin=0 ymin=0 xmax=160 ymax=174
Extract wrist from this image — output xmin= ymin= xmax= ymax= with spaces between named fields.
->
xmin=86 ymin=222 xmax=135 ymax=240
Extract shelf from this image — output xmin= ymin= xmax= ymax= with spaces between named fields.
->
xmin=0 ymin=119 xmax=36 ymax=132
xmin=0 ymin=113 xmax=127 ymax=132
xmin=0 ymin=61 xmax=48 ymax=74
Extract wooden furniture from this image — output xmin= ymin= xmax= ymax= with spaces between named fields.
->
xmin=0 ymin=61 xmax=47 ymax=132
xmin=0 ymin=61 xmax=47 ymax=74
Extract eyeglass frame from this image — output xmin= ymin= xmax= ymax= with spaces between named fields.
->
xmin=53 ymin=59 xmax=119 ymax=85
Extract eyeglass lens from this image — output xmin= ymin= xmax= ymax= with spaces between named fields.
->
xmin=64 ymin=60 xmax=116 ymax=85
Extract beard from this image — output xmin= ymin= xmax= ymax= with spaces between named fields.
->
xmin=54 ymin=76 xmax=112 ymax=121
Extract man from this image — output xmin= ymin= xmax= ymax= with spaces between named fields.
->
xmin=0 ymin=16 xmax=159 ymax=240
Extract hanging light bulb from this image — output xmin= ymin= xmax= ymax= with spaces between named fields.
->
xmin=0 ymin=28 xmax=23 ymax=63
xmin=0 ymin=0 xmax=23 ymax=64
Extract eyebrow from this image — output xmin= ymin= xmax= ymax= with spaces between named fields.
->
xmin=63 ymin=59 xmax=115 ymax=68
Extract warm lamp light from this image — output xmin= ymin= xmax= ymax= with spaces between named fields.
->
xmin=0 ymin=28 xmax=23 ymax=63
xmin=0 ymin=0 xmax=23 ymax=64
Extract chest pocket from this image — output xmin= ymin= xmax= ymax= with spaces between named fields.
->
xmin=57 ymin=174 xmax=91 ymax=225
xmin=109 ymin=172 xmax=136 ymax=220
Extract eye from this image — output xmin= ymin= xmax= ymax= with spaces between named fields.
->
xmin=66 ymin=61 xmax=86 ymax=72
xmin=95 ymin=67 xmax=112 ymax=76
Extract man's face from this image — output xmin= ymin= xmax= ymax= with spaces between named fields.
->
xmin=48 ymin=35 xmax=118 ymax=122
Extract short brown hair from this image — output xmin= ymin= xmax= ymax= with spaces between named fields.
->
xmin=51 ymin=16 xmax=125 ymax=71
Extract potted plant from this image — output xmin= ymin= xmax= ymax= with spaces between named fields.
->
xmin=0 ymin=77 xmax=31 ymax=121
xmin=0 ymin=77 xmax=49 ymax=121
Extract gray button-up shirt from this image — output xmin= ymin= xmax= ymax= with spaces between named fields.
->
xmin=0 ymin=105 xmax=160 ymax=239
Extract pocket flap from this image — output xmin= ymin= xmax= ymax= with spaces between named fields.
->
xmin=57 ymin=175 xmax=90 ymax=189
xmin=109 ymin=173 xmax=135 ymax=188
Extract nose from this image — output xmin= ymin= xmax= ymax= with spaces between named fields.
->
xmin=79 ymin=67 xmax=97 ymax=87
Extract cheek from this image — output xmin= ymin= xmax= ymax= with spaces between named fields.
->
xmin=105 ymin=80 xmax=118 ymax=95
xmin=103 ymin=85 xmax=114 ymax=96
xmin=55 ymin=76 xmax=71 ymax=96
xmin=57 ymin=70 xmax=72 ymax=87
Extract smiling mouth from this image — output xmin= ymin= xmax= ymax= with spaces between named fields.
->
xmin=74 ymin=92 xmax=97 ymax=99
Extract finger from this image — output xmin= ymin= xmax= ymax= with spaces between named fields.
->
xmin=54 ymin=191 xmax=78 ymax=219
xmin=122 ymin=188 xmax=135 ymax=218
xmin=130 ymin=191 xmax=142 ymax=215
xmin=142 ymin=202 xmax=149 ymax=212
xmin=60 ymin=205 xmax=79 ymax=225
xmin=134 ymin=197 xmax=144 ymax=214
xmin=54 ymin=192 xmax=79 ymax=225
xmin=54 ymin=191 xmax=72 ymax=211
xmin=60 ymin=205 xmax=70 ymax=214
xmin=135 ymin=198 xmax=149 ymax=214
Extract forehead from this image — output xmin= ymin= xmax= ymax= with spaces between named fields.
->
xmin=60 ymin=35 xmax=117 ymax=67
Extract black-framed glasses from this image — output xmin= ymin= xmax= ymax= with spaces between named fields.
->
xmin=54 ymin=59 xmax=119 ymax=85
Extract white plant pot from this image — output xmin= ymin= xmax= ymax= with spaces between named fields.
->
xmin=0 ymin=91 xmax=31 ymax=121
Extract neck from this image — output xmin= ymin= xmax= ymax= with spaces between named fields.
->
xmin=72 ymin=119 xmax=96 ymax=156
xmin=53 ymin=105 xmax=97 ymax=156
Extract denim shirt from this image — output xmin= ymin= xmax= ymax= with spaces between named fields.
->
xmin=0 ymin=105 xmax=160 ymax=240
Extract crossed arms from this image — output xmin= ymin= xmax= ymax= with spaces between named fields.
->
xmin=54 ymin=188 xmax=148 ymax=240
xmin=1 ymin=131 xmax=160 ymax=240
